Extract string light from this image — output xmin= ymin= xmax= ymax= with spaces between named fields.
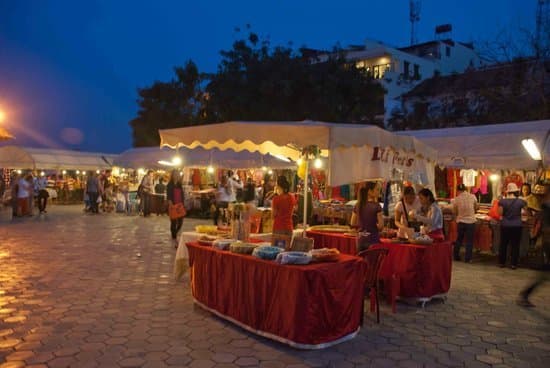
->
xmin=314 ymin=158 xmax=323 ymax=169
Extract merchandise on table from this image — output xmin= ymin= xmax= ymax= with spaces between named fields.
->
xmin=307 ymin=224 xmax=351 ymax=233
xmin=229 ymin=241 xmax=258 ymax=254
xmin=252 ymin=245 xmax=284 ymax=260
xmin=212 ymin=239 xmax=235 ymax=250
xmin=275 ymin=251 xmax=312 ymax=265
xmin=310 ymin=248 xmax=340 ymax=262
xmin=195 ymin=225 xmax=218 ymax=234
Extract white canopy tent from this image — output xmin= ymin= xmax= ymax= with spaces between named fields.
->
xmin=0 ymin=145 xmax=116 ymax=171
xmin=159 ymin=120 xmax=437 ymax=187
xmin=396 ymin=120 xmax=550 ymax=170
xmin=114 ymin=146 xmax=296 ymax=170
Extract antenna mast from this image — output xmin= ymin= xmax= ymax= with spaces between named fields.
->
xmin=410 ymin=0 xmax=421 ymax=45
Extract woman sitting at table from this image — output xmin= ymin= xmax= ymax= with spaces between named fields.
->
xmin=411 ymin=188 xmax=444 ymax=242
xmin=271 ymin=176 xmax=296 ymax=246
xmin=394 ymin=185 xmax=421 ymax=238
xmin=354 ymin=182 xmax=383 ymax=252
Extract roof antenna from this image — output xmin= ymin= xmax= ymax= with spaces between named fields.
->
xmin=409 ymin=0 xmax=421 ymax=45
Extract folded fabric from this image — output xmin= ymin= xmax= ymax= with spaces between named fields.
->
xmin=275 ymin=251 xmax=312 ymax=265
xmin=252 ymin=246 xmax=284 ymax=260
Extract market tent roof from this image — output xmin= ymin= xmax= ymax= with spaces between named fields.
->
xmin=114 ymin=146 xmax=296 ymax=170
xmin=0 ymin=145 xmax=116 ymax=171
xmin=396 ymin=120 xmax=550 ymax=170
xmin=159 ymin=120 xmax=437 ymax=186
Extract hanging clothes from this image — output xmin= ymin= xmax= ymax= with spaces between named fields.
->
xmin=460 ymin=169 xmax=478 ymax=187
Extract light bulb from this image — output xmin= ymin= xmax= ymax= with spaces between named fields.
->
xmin=172 ymin=156 xmax=182 ymax=166
xmin=207 ymin=166 xmax=215 ymax=174
xmin=268 ymin=170 xmax=273 ymax=175
xmin=62 ymin=170 xmax=67 ymax=175
xmin=314 ymin=158 xmax=322 ymax=169
xmin=96 ymin=170 xmax=100 ymax=174
xmin=489 ymin=174 xmax=500 ymax=182
xmin=40 ymin=171 xmax=45 ymax=177
xmin=76 ymin=170 xmax=80 ymax=174
xmin=296 ymin=158 xmax=303 ymax=166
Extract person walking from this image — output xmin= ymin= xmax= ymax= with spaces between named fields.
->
xmin=167 ymin=169 xmax=185 ymax=248
xmin=86 ymin=172 xmax=100 ymax=214
xmin=17 ymin=174 xmax=32 ymax=217
xmin=35 ymin=175 xmax=49 ymax=214
xmin=498 ymin=183 xmax=527 ymax=269
xmin=141 ymin=170 xmax=155 ymax=217
xmin=452 ymin=184 xmax=479 ymax=263
xmin=353 ymin=182 xmax=383 ymax=252
xmin=10 ymin=173 xmax=19 ymax=217
xmin=517 ymin=184 xmax=549 ymax=307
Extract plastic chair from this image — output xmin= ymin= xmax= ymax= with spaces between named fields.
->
xmin=358 ymin=247 xmax=389 ymax=324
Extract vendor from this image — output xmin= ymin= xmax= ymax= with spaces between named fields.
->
xmin=272 ymin=176 xmax=295 ymax=242
xmin=411 ymin=188 xmax=444 ymax=242
xmin=394 ymin=186 xmax=421 ymax=238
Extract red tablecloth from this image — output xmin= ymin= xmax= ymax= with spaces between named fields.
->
xmin=306 ymin=230 xmax=357 ymax=255
xmin=186 ymin=242 xmax=366 ymax=349
xmin=371 ymin=240 xmax=453 ymax=301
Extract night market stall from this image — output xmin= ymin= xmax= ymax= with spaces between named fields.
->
xmin=160 ymin=120 xmax=444 ymax=348
xmin=0 ymin=145 xmax=116 ymax=205
xmin=397 ymin=119 xmax=550 ymax=260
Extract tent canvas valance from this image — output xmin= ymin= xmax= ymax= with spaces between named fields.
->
xmin=396 ymin=120 xmax=550 ymax=170
xmin=159 ymin=120 xmax=437 ymax=187
xmin=114 ymin=146 xmax=295 ymax=170
xmin=0 ymin=145 xmax=116 ymax=171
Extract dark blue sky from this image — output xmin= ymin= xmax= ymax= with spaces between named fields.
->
xmin=0 ymin=0 xmax=537 ymax=153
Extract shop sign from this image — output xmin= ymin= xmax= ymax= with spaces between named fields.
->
xmin=371 ymin=146 xmax=414 ymax=167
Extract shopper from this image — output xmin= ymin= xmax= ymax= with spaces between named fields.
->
xmin=452 ymin=184 xmax=479 ymax=263
xmin=141 ymin=170 xmax=155 ymax=217
xmin=271 ymin=175 xmax=296 ymax=245
xmin=412 ymin=188 xmax=444 ymax=241
xmin=35 ymin=175 xmax=49 ymax=214
xmin=517 ymin=184 xmax=550 ymax=307
xmin=394 ymin=186 xmax=421 ymax=238
xmin=354 ymin=182 xmax=383 ymax=252
xmin=86 ymin=172 xmax=100 ymax=214
xmin=167 ymin=169 xmax=185 ymax=248
xmin=10 ymin=173 xmax=19 ymax=217
xmin=155 ymin=177 xmax=166 ymax=195
xmin=498 ymin=183 xmax=527 ymax=269
xmin=17 ymin=174 xmax=32 ymax=217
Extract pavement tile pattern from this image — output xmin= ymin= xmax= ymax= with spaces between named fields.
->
xmin=0 ymin=206 xmax=549 ymax=367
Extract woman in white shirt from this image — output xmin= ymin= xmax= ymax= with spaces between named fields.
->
xmin=394 ymin=186 xmax=421 ymax=238
xmin=412 ymin=188 xmax=444 ymax=242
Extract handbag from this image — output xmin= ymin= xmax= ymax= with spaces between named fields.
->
xmin=169 ymin=203 xmax=186 ymax=220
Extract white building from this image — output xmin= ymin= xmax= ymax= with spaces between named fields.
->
xmin=309 ymin=37 xmax=482 ymax=125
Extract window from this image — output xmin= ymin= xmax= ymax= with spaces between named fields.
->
xmin=403 ymin=61 xmax=410 ymax=77
xmin=446 ymin=46 xmax=451 ymax=57
xmin=413 ymin=64 xmax=420 ymax=79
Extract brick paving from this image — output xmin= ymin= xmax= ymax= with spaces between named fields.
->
xmin=0 ymin=205 xmax=548 ymax=368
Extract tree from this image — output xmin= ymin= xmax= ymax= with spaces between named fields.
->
xmin=129 ymin=31 xmax=386 ymax=146
xmin=129 ymin=61 xmax=204 ymax=147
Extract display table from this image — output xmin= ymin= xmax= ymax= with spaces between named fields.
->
xmin=370 ymin=240 xmax=453 ymax=307
xmin=173 ymin=230 xmax=303 ymax=279
xmin=305 ymin=230 xmax=357 ymax=255
xmin=185 ymin=242 xmax=366 ymax=349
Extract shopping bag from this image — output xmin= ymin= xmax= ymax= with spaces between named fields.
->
xmin=169 ymin=203 xmax=186 ymax=220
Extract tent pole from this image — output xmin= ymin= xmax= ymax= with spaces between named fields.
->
xmin=303 ymin=158 xmax=309 ymax=233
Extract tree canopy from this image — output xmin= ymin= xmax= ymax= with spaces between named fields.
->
xmin=130 ymin=33 xmax=385 ymax=147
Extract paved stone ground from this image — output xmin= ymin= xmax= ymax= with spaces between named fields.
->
xmin=0 ymin=205 xmax=548 ymax=368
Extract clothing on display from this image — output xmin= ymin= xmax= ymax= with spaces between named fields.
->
xmin=460 ymin=169 xmax=478 ymax=187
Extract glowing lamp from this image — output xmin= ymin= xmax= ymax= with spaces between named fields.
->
xmin=522 ymin=138 xmax=542 ymax=161
xmin=207 ymin=165 xmax=215 ymax=174
xmin=314 ymin=158 xmax=323 ymax=169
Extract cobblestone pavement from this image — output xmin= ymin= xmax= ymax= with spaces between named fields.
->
xmin=0 ymin=205 xmax=549 ymax=368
